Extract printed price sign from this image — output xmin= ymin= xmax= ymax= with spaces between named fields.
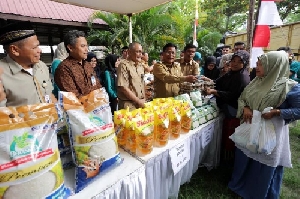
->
xmin=169 ymin=139 xmax=190 ymax=175
xmin=201 ymin=125 xmax=214 ymax=149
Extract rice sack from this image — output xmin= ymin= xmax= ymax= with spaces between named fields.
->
xmin=0 ymin=104 xmax=71 ymax=199
xmin=59 ymin=89 xmax=122 ymax=193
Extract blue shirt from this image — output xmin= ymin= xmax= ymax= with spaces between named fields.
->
xmin=51 ymin=59 xmax=62 ymax=99
xmin=279 ymin=84 xmax=300 ymax=123
xmin=104 ymin=70 xmax=117 ymax=99
xmin=290 ymin=61 xmax=300 ymax=83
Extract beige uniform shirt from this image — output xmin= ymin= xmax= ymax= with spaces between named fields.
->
xmin=0 ymin=56 xmax=53 ymax=107
xmin=153 ymin=62 xmax=185 ymax=98
xmin=176 ymin=59 xmax=200 ymax=76
xmin=117 ymin=59 xmax=145 ymax=110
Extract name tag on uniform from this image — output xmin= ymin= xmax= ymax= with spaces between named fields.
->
xmin=91 ymin=76 xmax=96 ymax=86
xmin=44 ymin=95 xmax=50 ymax=103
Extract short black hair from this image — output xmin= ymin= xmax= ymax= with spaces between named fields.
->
xmin=234 ymin=41 xmax=245 ymax=47
xmin=222 ymin=45 xmax=231 ymax=49
xmin=183 ymin=43 xmax=197 ymax=52
xmin=277 ymin=46 xmax=291 ymax=52
xmin=64 ymin=30 xmax=85 ymax=53
xmin=121 ymin=46 xmax=129 ymax=53
xmin=163 ymin=43 xmax=177 ymax=52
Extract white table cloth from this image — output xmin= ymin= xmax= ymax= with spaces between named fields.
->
xmin=63 ymin=115 xmax=223 ymax=199
xmin=64 ymin=149 xmax=146 ymax=199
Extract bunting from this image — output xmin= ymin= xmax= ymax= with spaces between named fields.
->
xmin=250 ymin=0 xmax=283 ymax=68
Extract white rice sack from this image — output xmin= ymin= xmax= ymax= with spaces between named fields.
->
xmin=190 ymin=91 xmax=202 ymax=107
xmin=0 ymin=104 xmax=71 ymax=199
xmin=197 ymin=108 xmax=207 ymax=124
xmin=191 ymin=109 xmax=200 ymax=129
xmin=175 ymin=94 xmax=195 ymax=109
xmin=59 ymin=89 xmax=122 ymax=193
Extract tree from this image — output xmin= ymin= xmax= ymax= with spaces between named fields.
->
xmin=88 ymin=12 xmax=129 ymax=53
xmin=201 ymin=0 xmax=249 ymax=33
xmin=276 ymin=0 xmax=300 ymax=21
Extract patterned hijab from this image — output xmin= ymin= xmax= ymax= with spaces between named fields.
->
xmin=237 ymin=51 xmax=297 ymax=116
xmin=54 ymin=42 xmax=68 ymax=61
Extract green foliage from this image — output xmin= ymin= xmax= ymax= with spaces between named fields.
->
xmin=276 ymin=0 xmax=300 ymax=21
xmin=201 ymin=0 xmax=248 ymax=33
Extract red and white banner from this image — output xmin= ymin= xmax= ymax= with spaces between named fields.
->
xmin=250 ymin=0 xmax=283 ymax=68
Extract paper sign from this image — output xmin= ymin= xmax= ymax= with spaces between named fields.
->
xmin=201 ymin=125 xmax=214 ymax=149
xmin=169 ymin=139 xmax=190 ymax=175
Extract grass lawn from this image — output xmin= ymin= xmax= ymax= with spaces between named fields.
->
xmin=178 ymin=123 xmax=300 ymax=199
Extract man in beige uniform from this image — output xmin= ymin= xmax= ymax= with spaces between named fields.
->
xmin=0 ymin=21 xmax=55 ymax=107
xmin=0 ymin=68 xmax=6 ymax=104
xmin=177 ymin=44 xmax=200 ymax=76
xmin=153 ymin=43 xmax=197 ymax=98
xmin=117 ymin=42 xmax=145 ymax=110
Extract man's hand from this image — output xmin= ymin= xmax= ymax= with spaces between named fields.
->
xmin=185 ymin=75 xmax=197 ymax=83
xmin=201 ymin=76 xmax=212 ymax=82
xmin=136 ymin=98 xmax=145 ymax=108
xmin=243 ymin=106 xmax=253 ymax=123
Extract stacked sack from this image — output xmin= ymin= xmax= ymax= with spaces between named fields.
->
xmin=58 ymin=88 xmax=122 ymax=193
xmin=175 ymin=92 xmax=219 ymax=130
xmin=55 ymin=110 xmax=74 ymax=169
xmin=0 ymin=104 xmax=71 ymax=199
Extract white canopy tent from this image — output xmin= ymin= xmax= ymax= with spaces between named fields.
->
xmin=51 ymin=0 xmax=173 ymax=42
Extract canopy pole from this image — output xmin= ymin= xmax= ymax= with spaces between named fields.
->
xmin=128 ymin=14 xmax=133 ymax=43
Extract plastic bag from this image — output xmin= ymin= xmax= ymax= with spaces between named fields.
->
xmin=0 ymin=104 xmax=71 ymax=199
xmin=229 ymin=122 xmax=251 ymax=148
xmin=246 ymin=110 xmax=261 ymax=153
xmin=59 ymin=89 xmax=122 ymax=193
xmin=246 ymin=108 xmax=276 ymax=154
xmin=258 ymin=109 xmax=276 ymax=155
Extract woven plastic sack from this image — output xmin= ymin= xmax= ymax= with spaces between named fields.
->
xmin=0 ymin=104 xmax=71 ymax=199
xmin=59 ymin=88 xmax=122 ymax=193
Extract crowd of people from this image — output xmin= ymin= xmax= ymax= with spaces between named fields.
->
xmin=0 ymin=21 xmax=300 ymax=199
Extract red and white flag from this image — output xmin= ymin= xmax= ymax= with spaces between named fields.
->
xmin=250 ymin=0 xmax=283 ymax=68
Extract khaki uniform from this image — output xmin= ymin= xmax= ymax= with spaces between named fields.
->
xmin=153 ymin=62 xmax=185 ymax=98
xmin=0 ymin=56 xmax=53 ymax=107
xmin=117 ymin=59 xmax=145 ymax=110
xmin=176 ymin=59 xmax=200 ymax=76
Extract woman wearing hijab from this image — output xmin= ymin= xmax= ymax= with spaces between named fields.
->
xmin=203 ymin=50 xmax=250 ymax=117
xmin=202 ymin=50 xmax=251 ymax=162
xmin=104 ymin=54 xmax=120 ymax=114
xmin=201 ymin=56 xmax=219 ymax=80
xmin=219 ymin=53 xmax=233 ymax=77
xmin=229 ymin=51 xmax=300 ymax=199
xmin=51 ymin=42 xmax=68 ymax=98
xmin=87 ymin=52 xmax=98 ymax=68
